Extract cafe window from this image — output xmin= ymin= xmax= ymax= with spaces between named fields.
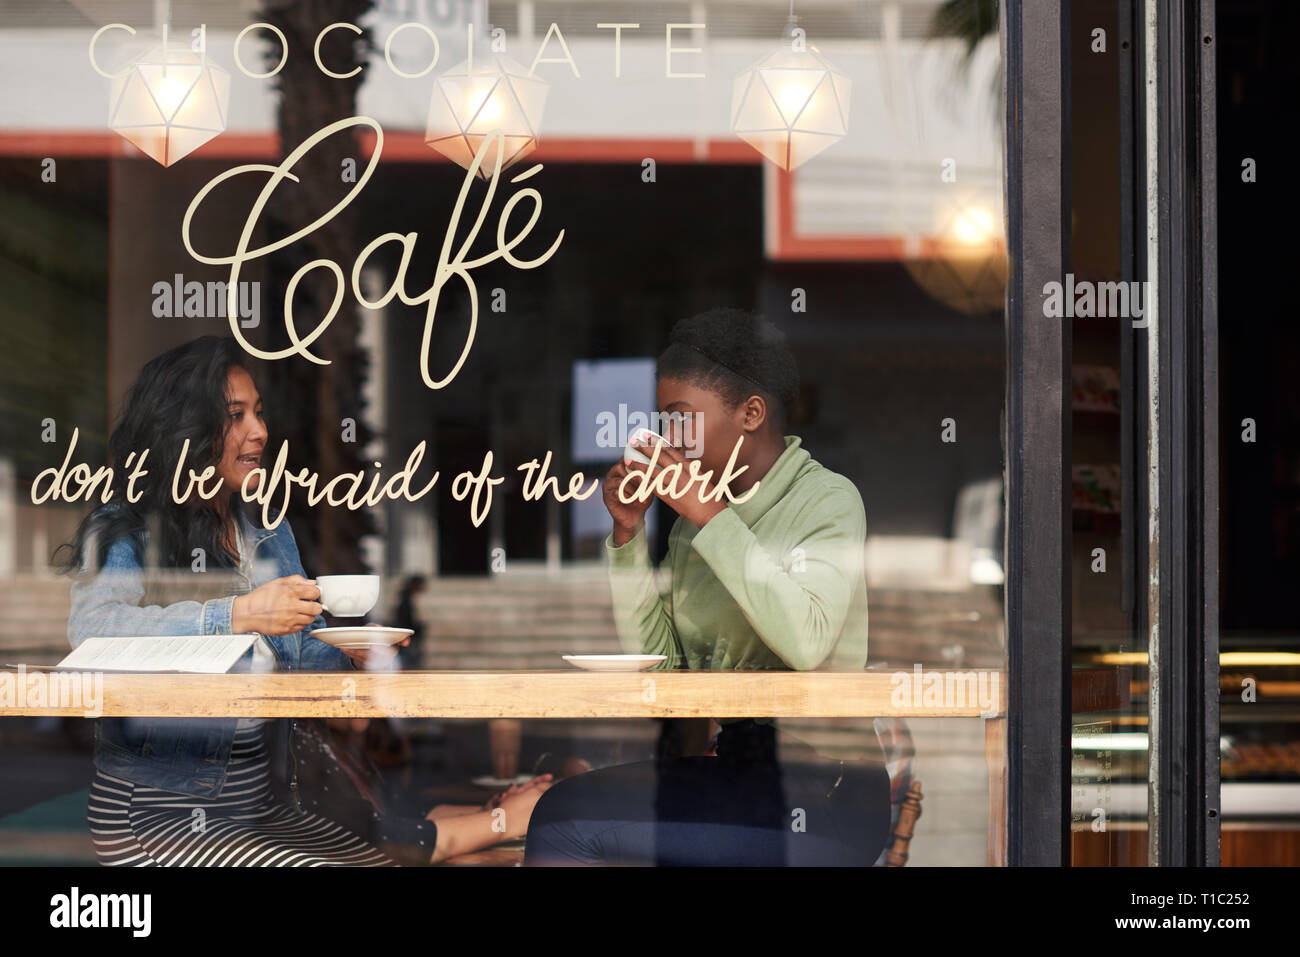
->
xmin=0 ymin=0 xmax=1287 ymax=878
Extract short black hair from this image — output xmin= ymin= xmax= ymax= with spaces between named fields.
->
xmin=657 ymin=308 xmax=799 ymax=427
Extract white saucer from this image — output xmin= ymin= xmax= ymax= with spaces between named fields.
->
xmin=561 ymin=654 xmax=667 ymax=672
xmin=313 ymin=626 xmax=412 ymax=649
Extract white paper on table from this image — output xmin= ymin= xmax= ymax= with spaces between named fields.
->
xmin=50 ymin=634 xmax=260 ymax=674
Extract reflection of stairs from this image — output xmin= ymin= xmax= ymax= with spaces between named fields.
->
xmin=7 ymin=564 xmax=1003 ymax=670
xmin=401 ymin=572 xmax=1004 ymax=672
xmin=5 ymin=566 xmax=1003 ymax=670
xmin=864 ymin=588 xmax=1004 ymax=669
xmin=5 ymin=570 xmax=1003 ymax=672
xmin=0 ymin=576 xmax=73 ymax=663
xmin=407 ymin=570 xmax=623 ymax=671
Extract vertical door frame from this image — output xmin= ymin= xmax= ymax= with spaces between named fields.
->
xmin=1145 ymin=0 xmax=1220 ymax=867
xmin=1002 ymin=0 xmax=1073 ymax=867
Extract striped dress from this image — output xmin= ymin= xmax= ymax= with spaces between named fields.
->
xmin=87 ymin=724 xmax=397 ymax=867
xmin=85 ymin=526 xmax=400 ymax=866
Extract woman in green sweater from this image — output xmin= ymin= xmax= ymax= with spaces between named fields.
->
xmin=524 ymin=308 xmax=891 ymax=866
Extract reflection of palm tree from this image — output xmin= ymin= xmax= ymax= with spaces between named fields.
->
xmin=258 ymin=0 xmax=376 ymax=575
xmin=928 ymin=0 xmax=1001 ymax=138
xmin=931 ymin=0 xmax=1000 ymax=60
xmin=903 ymin=0 xmax=1003 ymax=315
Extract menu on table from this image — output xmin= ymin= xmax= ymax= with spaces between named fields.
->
xmin=48 ymin=635 xmax=260 ymax=674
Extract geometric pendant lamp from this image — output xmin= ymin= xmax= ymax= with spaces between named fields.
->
xmin=731 ymin=20 xmax=851 ymax=171
xmin=902 ymin=194 xmax=1008 ymax=316
xmin=426 ymin=50 xmax=549 ymax=181
xmin=109 ymin=42 xmax=230 ymax=167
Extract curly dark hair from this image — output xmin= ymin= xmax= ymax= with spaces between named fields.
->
xmin=56 ymin=335 xmax=258 ymax=574
xmin=656 ymin=308 xmax=799 ymax=426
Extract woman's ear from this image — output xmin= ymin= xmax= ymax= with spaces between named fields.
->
xmin=742 ymin=395 xmax=768 ymax=432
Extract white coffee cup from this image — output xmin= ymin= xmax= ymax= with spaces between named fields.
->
xmin=624 ymin=428 xmax=670 ymax=467
xmin=316 ymin=575 xmax=380 ymax=617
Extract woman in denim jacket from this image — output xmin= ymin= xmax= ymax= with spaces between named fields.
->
xmin=62 ymin=336 xmax=549 ymax=865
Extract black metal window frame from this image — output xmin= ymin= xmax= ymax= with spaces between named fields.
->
xmin=1147 ymin=0 xmax=1220 ymax=868
xmin=1002 ymin=0 xmax=1219 ymax=866
xmin=1003 ymin=0 xmax=1072 ymax=867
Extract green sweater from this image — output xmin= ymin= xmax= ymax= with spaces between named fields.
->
xmin=605 ymin=435 xmax=869 ymax=677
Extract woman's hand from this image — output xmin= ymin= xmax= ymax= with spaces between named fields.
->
xmin=481 ymin=774 xmax=554 ymax=811
xmin=495 ymin=777 xmax=554 ymax=841
xmin=426 ymin=776 xmax=556 ymax=863
xmin=232 ymin=574 xmax=323 ymax=636
xmin=628 ymin=436 xmax=727 ymax=530
xmin=603 ymin=459 xmax=655 ymax=545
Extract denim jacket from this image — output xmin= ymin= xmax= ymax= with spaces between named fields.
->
xmin=67 ymin=507 xmax=354 ymax=799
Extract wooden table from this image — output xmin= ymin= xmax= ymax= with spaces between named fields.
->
xmin=6 ymin=668 xmax=1009 ymax=864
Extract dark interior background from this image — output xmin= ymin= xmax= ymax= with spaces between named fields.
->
xmin=1218 ymin=0 xmax=1300 ymax=639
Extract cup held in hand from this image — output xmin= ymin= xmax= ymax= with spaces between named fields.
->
xmin=624 ymin=428 xmax=669 ymax=467
xmin=316 ymin=575 xmax=380 ymax=617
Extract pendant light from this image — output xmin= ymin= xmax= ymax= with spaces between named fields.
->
xmin=902 ymin=192 xmax=1008 ymax=316
xmin=108 ymin=23 xmax=230 ymax=167
xmin=426 ymin=22 xmax=548 ymax=180
xmin=730 ymin=9 xmax=851 ymax=171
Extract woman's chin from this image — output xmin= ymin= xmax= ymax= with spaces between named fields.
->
xmin=222 ymin=471 xmax=260 ymax=496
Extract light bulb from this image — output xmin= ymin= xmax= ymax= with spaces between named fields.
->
xmin=477 ymin=94 xmax=502 ymax=124
xmin=777 ymin=82 xmax=811 ymax=122
xmin=109 ymin=44 xmax=230 ymax=166
xmin=947 ymin=207 xmax=998 ymax=247
xmin=426 ymin=51 xmax=548 ymax=179
xmin=155 ymin=74 xmax=190 ymax=114
xmin=462 ymin=86 xmax=504 ymax=127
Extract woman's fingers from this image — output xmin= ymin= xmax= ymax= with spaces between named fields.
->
xmin=631 ymin=440 xmax=687 ymax=482
xmin=632 ymin=435 xmax=681 ymax=458
xmin=656 ymin=446 xmax=687 ymax=470
xmin=292 ymin=580 xmax=322 ymax=599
